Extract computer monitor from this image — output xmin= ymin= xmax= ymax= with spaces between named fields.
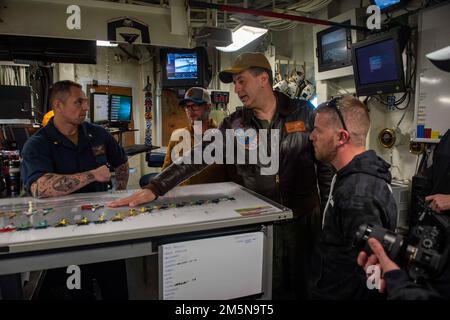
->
xmin=109 ymin=94 xmax=132 ymax=125
xmin=352 ymin=31 xmax=406 ymax=96
xmin=90 ymin=93 xmax=109 ymax=123
xmin=0 ymin=85 xmax=33 ymax=124
xmin=316 ymin=21 xmax=353 ymax=72
xmin=161 ymin=47 xmax=210 ymax=88
xmin=369 ymin=0 xmax=406 ymax=12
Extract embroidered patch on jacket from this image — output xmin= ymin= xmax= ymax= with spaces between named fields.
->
xmin=235 ymin=128 xmax=259 ymax=150
xmin=285 ymin=120 xmax=306 ymax=133
xmin=92 ymin=145 xmax=106 ymax=156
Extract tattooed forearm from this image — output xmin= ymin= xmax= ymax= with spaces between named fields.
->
xmin=31 ymin=182 xmax=38 ymax=198
xmin=86 ymin=172 xmax=95 ymax=181
xmin=31 ymin=172 xmax=96 ymax=198
xmin=114 ymin=162 xmax=129 ymax=190
xmin=52 ymin=176 xmax=81 ymax=192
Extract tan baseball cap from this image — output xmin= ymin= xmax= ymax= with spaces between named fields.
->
xmin=219 ymin=52 xmax=272 ymax=84
xmin=178 ymin=87 xmax=211 ymax=106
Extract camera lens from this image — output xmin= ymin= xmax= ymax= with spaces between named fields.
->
xmin=369 ymin=226 xmax=405 ymax=261
xmin=355 ymin=224 xmax=406 ymax=264
xmin=354 ymin=224 xmax=372 ymax=249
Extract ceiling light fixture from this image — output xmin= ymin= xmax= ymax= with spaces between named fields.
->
xmin=216 ymin=25 xmax=268 ymax=52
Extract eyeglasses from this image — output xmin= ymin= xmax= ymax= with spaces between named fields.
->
xmin=327 ymin=97 xmax=348 ymax=131
xmin=184 ymin=103 xmax=204 ymax=111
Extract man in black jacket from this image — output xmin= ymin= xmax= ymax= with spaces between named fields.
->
xmin=111 ymin=52 xmax=333 ymax=299
xmin=308 ymin=96 xmax=397 ymax=299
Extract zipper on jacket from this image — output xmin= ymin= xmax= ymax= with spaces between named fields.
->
xmin=275 ymin=117 xmax=284 ymax=205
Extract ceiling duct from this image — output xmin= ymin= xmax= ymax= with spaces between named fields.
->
xmin=194 ymin=26 xmax=233 ymax=47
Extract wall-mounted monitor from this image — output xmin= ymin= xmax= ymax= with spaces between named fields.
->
xmin=109 ymin=94 xmax=132 ymax=124
xmin=160 ymin=47 xmax=211 ymax=88
xmin=352 ymin=31 xmax=406 ymax=96
xmin=0 ymin=85 xmax=33 ymax=124
xmin=369 ymin=0 xmax=406 ymax=12
xmin=316 ymin=21 xmax=352 ymax=72
xmin=90 ymin=93 xmax=109 ymax=123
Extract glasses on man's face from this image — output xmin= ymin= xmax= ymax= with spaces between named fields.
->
xmin=327 ymin=97 xmax=348 ymax=131
xmin=184 ymin=103 xmax=203 ymax=111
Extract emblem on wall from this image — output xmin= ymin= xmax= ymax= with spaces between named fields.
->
xmin=107 ymin=17 xmax=151 ymax=45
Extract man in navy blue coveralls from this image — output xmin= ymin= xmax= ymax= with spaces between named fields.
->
xmin=21 ymin=80 xmax=130 ymax=299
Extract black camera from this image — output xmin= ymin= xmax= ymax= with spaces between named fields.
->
xmin=354 ymin=202 xmax=450 ymax=281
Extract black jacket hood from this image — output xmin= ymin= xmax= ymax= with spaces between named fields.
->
xmin=337 ymin=150 xmax=392 ymax=184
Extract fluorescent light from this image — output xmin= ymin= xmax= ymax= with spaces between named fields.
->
xmin=96 ymin=40 xmax=118 ymax=47
xmin=216 ymin=25 xmax=268 ymax=52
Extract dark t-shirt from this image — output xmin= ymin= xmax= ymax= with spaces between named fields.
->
xmin=21 ymin=119 xmax=127 ymax=194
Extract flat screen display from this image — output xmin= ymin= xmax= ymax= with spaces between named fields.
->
xmin=355 ymin=38 xmax=399 ymax=85
xmin=160 ymin=232 xmax=264 ymax=300
xmin=110 ymin=95 xmax=132 ymax=122
xmin=372 ymin=0 xmax=402 ymax=10
xmin=92 ymin=93 xmax=109 ymax=123
xmin=320 ymin=28 xmax=348 ymax=65
xmin=166 ymin=52 xmax=198 ymax=80
xmin=352 ymin=31 xmax=406 ymax=96
xmin=316 ymin=22 xmax=352 ymax=72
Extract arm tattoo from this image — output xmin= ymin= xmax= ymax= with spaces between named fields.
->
xmin=52 ymin=176 xmax=81 ymax=192
xmin=41 ymin=174 xmax=55 ymax=182
xmin=114 ymin=162 xmax=129 ymax=190
xmin=31 ymin=173 xmax=55 ymax=198
xmin=32 ymin=171 xmax=96 ymax=198
xmin=86 ymin=172 xmax=95 ymax=181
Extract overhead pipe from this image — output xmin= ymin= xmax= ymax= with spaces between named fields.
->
xmin=189 ymin=0 xmax=367 ymax=31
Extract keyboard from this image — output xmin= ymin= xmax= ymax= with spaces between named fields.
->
xmin=123 ymin=144 xmax=153 ymax=156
